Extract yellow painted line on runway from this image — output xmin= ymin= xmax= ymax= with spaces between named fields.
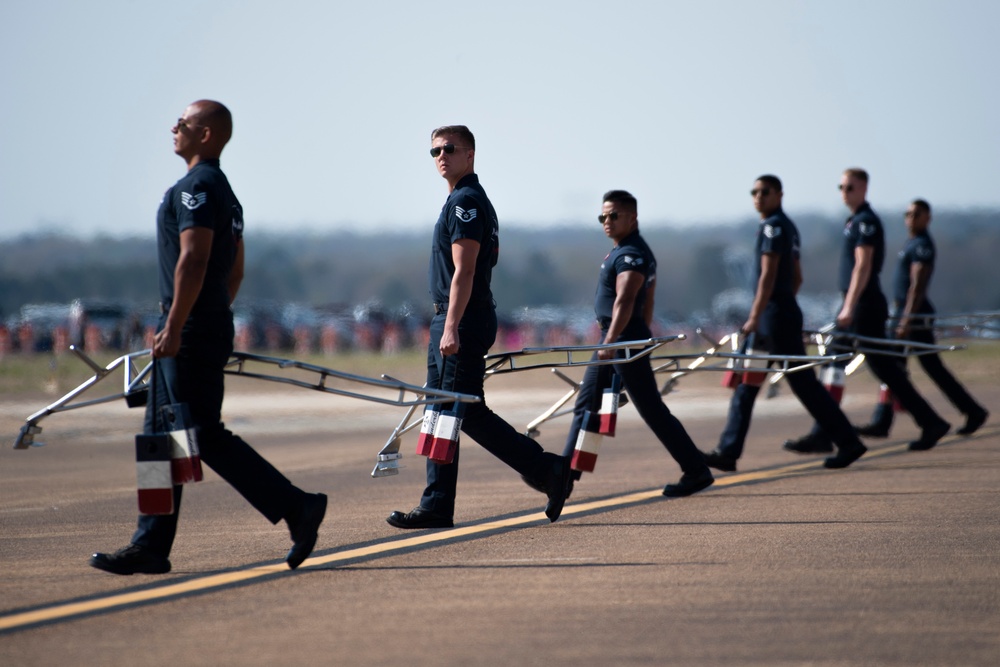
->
xmin=0 ymin=439 xmax=916 ymax=633
xmin=0 ymin=563 xmax=290 ymax=631
xmin=710 ymin=441 xmax=910 ymax=486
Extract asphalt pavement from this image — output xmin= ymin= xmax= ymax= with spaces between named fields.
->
xmin=1 ymin=363 xmax=997 ymax=666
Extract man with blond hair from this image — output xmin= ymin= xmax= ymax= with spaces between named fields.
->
xmin=784 ymin=169 xmax=950 ymax=456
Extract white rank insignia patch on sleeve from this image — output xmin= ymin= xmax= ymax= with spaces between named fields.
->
xmin=763 ymin=224 xmax=780 ymax=238
xmin=455 ymin=206 xmax=477 ymax=222
xmin=916 ymin=245 xmax=932 ymax=259
xmin=181 ymin=192 xmax=207 ymax=210
xmin=622 ymin=255 xmax=643 ymax=266
xmin=859 ymin=222 xmax=876 ymax=236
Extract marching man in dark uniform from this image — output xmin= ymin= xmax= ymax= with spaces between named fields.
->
xmin=562 ymin=190 xmax=714 ymax=496
xmin=854 ymin=199 xmax=988 ymax=438
xmin=702 ymin=176 xmax=867 ymax=471
xmin=784 ymin=169 xmax=951 ymax=455
xmin=90 ymin=100 xmax=327 ymax=575
xmin=386 ymin=125 xmax=571 ymax=529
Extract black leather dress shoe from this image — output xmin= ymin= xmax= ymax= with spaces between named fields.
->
xmin=662 ymin=470 xmax=714 ymax=497
xmin=854 ymin=403 xmax=894 ymax=438
xmin=823 ymin=443 xmax=867 ymax=469
xmin=543 ymin=455 xmax=573 ymax=522
xmin=521 ymin=474 xmax=546 ymax=494
xmin=90 ymin=544 xmax=171 ymax=575
xmin=957 ymin=409 xmax=988 ymax=436
xmin=386 ymin=506 xmax=453 ymax=529
xmin=783 ymin=432 xmax=834 ymax=454
xmin=702 ymin=449 xmax=737 ymax=472
xmin=908 ymin=421 xmax=951 ymax=451
xmin=854 ymin=422 xmax=891 ymax=438
xmin=286 ymin=492 xmax=327 ymax=569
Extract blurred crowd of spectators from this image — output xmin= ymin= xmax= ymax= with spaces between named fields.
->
xmin=0 ymin=299 xmax=636 ymax=358
xmin=3 ymin=295 xmax=990 ymax=360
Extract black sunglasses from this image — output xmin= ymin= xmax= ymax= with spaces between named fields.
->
xmin=839 ymin=184 xmax=855 ymax=193
xmin=430 ymin=143 xmax=459 ymax=158
xmin=176 ymin=117 xmax=203 ymax=131
xmin=597 ymin=212 xmax=620 ymax=224
xmin=750 ymin=188 xmax=772 ymax=197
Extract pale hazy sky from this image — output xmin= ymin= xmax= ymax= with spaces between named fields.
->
xmin=2 ymin=1 xmax=997 ymax=239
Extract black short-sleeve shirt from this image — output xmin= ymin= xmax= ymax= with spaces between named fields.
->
xmin=156 ymin=159 xmax=243 ymax=314
xmin=838 ymin=201 xmax=884 ymax=297
xmin=893 ymin=230 xmax=936 ymax=312
xmin=756 ymin=208 xmax=800 ymax=301
xmin=594 ymin=230 xmax=655 ymax=322
xmin=428 ymin=173 xmax=499 ymax=307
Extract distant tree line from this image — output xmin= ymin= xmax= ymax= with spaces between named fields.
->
xmin=2 ymin=208 xmax=998 ymax=324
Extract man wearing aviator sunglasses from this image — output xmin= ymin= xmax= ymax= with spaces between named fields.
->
xmin=852 ymin=199 xmax=987 ymax=439
xmin=560 ymin=190 xmax=714 ymax=498
xmin=429 ymin=143 xmax=458 ymax=158
xmin=386 ymin=125 xmax=572 ymax=530
xmin=784 ymin=168 xmax=951 ymax=455
xmin=89 ymin=100 xmax=327 ymax=575
xmin=703 ymin=175 xmax=867 ymax=472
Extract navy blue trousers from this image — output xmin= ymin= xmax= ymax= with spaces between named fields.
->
xmin=809 ymin=292 xmax=948 ymax=440
xmin=132 ymin=314 xmax=303 ymax=557
xmin=419 ymin=308 xmax=549 ymax=517
xmin=561 ymin=320 xmax=707 ymax=476
xmin=716 ymin=298 xmax=864 ymax=459
xmin=902 ymin=314 xmax=982 ymax=415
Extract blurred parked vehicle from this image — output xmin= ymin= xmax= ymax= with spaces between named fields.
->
xmin=7 ymin=303 xmax=72 ymax=353
xmin=69 ymin=299 xmax=130 ymax=351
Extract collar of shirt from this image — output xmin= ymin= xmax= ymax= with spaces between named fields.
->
xmin=848 ymin=201 xmax=873 ymax=224
xmin=761 ymin=208 xmax=787 ymax=226
xmin=453 ymin=173 xmax=479 ymax=190
xmin=614 ymin=229 xmax=641 ymax=248
xmin=190 ymin=158 xmax=221 ymax=172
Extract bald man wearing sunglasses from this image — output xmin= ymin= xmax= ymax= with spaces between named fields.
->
xmin=90 ymin=100 xmax=327 ymax=575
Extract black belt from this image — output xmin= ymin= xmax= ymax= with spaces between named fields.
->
xmin=598 ymin=316 xmax=649 ymax=331
xmin=433 ymin=300 xmax=494 ymax=315
xmin=157 ymin=301 xmax=232 ymax=319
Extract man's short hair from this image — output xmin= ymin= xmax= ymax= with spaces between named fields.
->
xmin=602 ymin=190 xmax=638 ymax=213
xmin=912 ymin=198 xmax=931 ymax=216
xmin=432 ymin=125 xmax=475 ymax=150
xmin=193 ymin=100 xmax=233 ymax=145
xmin=756 ymin=174 xmax=783 ymax=192
xmin=844 ymin=167 xmax=869 ymax=183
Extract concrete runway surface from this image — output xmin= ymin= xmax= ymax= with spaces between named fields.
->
xmin=1 ymin=360 xmax=998 ymax=666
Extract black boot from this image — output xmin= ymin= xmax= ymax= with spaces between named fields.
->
xmin=854 ymin=402 xmax=894 ymax=438
xmin=957 ymin=408 xmax=988 ymax=436
xmin=783 ymin=432 xmax=833 ymax=454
